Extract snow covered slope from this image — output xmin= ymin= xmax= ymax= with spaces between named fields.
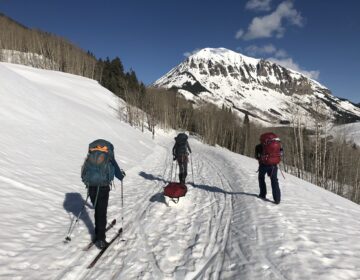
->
xmin=331 ymin=122 xmax=360 ymax=146
xmin=1 ymin=62 xmax=360 ymax=280
xmin=154 ymin=48 xmax=360 ymax=125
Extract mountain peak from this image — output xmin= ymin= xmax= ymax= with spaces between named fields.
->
xmin=188 ymin=47 xmax=260 ymax=66
xmin=155 ymin=48 xmax=360 ymax=125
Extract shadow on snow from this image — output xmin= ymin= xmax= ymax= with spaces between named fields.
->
xmin=190 ymin=182 xmax=259 ymax=197
xmin=63 ymin=192 xmax=94 ymax=237
xmin=149 ymin=192 xmax=167 ymax=205
xmin=138 ymin=171 xmax=167 ymax=184
xmin=140 ymin=171 xmax=267 ymax=205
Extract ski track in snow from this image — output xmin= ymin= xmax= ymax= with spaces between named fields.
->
xmin=1 ymin=62 xmax=360 ymax=280
xmin=54 ymin=140 xmax=360 ymax=280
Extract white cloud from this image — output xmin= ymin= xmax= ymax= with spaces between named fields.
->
xmin=274 ymin=49 xmax=287 ymax=58
xmin=183 ymin=48 xmax=201 ymax=57
xmin=269 ymin=57 xmax=320 ymax=80
xmin=245 ymin=44 xmax=277 ymax=56
xmin=235 ymin=29 xmax=244 ymax=39
xmin=236 ymin=1 xmax=304 ymax=40
xmin=245 ymin=0 xmax=272 ymax=12
xmin=245 ymin=44 xmax=288 ymax=58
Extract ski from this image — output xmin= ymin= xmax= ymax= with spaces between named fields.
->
xmin=83 ymin=219 xmax=117 ymax=251
xmin=87 ymin=228 xmax=123 ymax=269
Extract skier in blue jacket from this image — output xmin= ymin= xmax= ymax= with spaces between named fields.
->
xmin=82 ymin=139 xmax=125 ymax=249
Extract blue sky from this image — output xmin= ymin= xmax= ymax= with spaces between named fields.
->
xmin=0 ymin=0 xmax=359 ymax=102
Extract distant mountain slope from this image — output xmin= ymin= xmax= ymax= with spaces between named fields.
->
xmin=154 ymin=48 xmax=360 ymax=125
xmin=332 ymin=122 xmax=360 ymax=146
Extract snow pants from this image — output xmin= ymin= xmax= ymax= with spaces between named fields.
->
xmin=89 ymin=186 xmax=110 ymax=241
xmin=258 ymin=164 xmax=281 ymax=204
xmin=177 ymin=154 xmax=188 ymax=184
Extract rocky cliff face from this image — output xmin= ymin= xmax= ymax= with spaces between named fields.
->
xmin=154 ymin=48 xmax=360 ymax=125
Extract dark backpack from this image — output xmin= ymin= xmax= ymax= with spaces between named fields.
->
xmin=174 ymin=133 xmax=188 ymax=156
xmin=81 ymin=139 xmax=115 ymax=186
xmin=260 ymin=132 xmax=282 ymax=165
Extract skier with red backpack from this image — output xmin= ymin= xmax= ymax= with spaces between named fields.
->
xmin=255 ymin=133 xmax=283 ymax=204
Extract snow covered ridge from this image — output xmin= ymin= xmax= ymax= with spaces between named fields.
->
xmin=2 ymin=62 xmax=360 ymax=279
xmin=154 ymin=48 xmax=360 ymax=125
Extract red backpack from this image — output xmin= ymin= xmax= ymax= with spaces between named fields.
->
xmin=164 ymin=182 xmax=187 ymax=199
xmin=260 ymin=132 xmax=282 ymax=165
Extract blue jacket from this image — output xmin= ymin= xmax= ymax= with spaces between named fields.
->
xmin=111 ymin=157 xmax=124 ymax=181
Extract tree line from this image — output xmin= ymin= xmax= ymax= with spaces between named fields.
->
xmin=120 ymin=83 xmax=360 ymax=205
xmin=0 ymin=13 xmax=144 ymax=95
xmin=0 ymin=13 xmax=99 ymax=79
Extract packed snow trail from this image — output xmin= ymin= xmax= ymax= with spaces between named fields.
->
xmin=54 ymin=139 xmax=360 ymax=280
xmin=1 ymin=62 xmax=360 ymax=280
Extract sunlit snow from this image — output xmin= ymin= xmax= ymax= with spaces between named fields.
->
xmin=1 ymin=62 xmax=360 ymax=280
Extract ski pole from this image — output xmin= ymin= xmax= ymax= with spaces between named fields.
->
xmin=121 ymin=180 xmax=124 ymax=227
xmin=174 ymin=161 xmax=178 ymax=182
xmin=170 ymin=158 xmax=174 ymax=182
xmin=280 ymin=167 xmax=286 ymax=179
xmin=190 ymin=154 xmax=195 ymax=185
xmin=65 ymin=192 xmax=90 ymax=242
xmin=120 ymin=180 xmax=125 ymax=241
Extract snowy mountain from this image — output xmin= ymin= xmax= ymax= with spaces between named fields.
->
xmin=1 ymin=62 xmax=360 ymax=279
xmin=154 ymin=48 xmax=360 ymax=125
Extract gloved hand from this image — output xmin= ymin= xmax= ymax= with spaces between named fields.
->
xmin=120 ymin=169 xmax=126 ymax=177
xmin=173 ymin=156 xmax=176 ymax=161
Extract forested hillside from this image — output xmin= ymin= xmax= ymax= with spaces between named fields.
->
xmin=0 ymin=13 xmax=144 ymax=99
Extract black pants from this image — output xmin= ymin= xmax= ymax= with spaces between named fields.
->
xmin=89 ymin=186 xmax=110 ymax=241
xmin=177 ymin=154 xmax=188 ymax=184
xmin=258 ymin=165 xmax=281 ymax=204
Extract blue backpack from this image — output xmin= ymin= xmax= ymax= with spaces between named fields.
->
xmin=81 ymin=139 xmax=115 ymax=187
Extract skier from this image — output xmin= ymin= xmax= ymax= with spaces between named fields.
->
xmin=172 ymin=133 xmax=192 ymax=184
xmin=255 ymin=133 xmax=282 ymax=204
xmin=81 ymin=139 xmax=125 ymax=249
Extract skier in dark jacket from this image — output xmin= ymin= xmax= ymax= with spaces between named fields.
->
xmin=82 ymin=140 xmax=125 ymax=249
xmin=255 ymin=135 xmax=282 ymax=204
xmin=89 ymin=157 xmax=124 ymax=248
xmin=172 ymin=133 xmax=192 ymax=184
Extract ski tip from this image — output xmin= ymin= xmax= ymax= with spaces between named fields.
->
xmin=111 ymin=219 xmax=117 ymax=225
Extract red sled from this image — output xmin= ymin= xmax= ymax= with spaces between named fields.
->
xmin=164 ymin=182 xmax=187 ymax=203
